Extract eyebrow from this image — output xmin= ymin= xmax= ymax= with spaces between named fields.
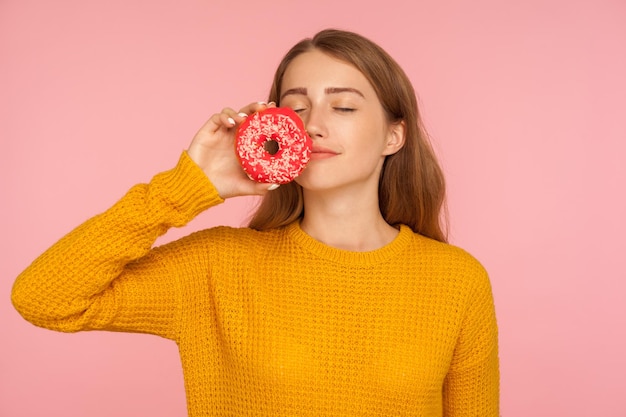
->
xmin=280 ymin=87 xmax=365 ymax=101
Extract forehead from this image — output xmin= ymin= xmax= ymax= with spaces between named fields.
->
xmin=281 ymin=49 xmax=374 ymax=95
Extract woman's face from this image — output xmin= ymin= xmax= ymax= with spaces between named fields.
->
xmin=280 ymin=49 xmax=404 ymax=193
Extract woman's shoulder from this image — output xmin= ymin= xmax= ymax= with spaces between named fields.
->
xmin=404 ymin=226 xmax=489 ymax=282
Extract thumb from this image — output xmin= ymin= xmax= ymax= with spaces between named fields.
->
xmin=256 ymin=183 xmax=281 ymax=195
xmin=237 ymin=181 xmax=281 ymax=197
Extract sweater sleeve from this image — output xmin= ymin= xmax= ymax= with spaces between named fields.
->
xmin=11 ymin=151 xmax=224 ymax=341
xmin=442 ymin=265 xmax=500 ymax=417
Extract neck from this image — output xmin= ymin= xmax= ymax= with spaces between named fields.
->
xmin=300 ymin=187 xmax=399 ymax=252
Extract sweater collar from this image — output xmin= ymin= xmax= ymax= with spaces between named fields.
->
xmin=285 ymin=221 xmax=414 ymax=266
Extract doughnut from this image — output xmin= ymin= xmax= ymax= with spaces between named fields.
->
xmin=235 ymin=107 xmax=312 ymax=184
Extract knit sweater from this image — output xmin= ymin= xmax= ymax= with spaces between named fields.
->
xmin=12 ymin=152 xmax=499 ymax=416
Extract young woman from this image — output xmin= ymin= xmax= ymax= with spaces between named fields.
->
xmin=12 ymin=29 xmax=499 ymax=416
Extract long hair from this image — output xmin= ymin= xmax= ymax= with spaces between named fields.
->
xmin=248 ymin=29 xmax=448 ymax=243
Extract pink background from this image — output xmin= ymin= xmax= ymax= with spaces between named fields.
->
xmin=2 ymin=0 xmax=625 ymax=415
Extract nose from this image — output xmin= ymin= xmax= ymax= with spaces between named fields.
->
xmin=303 ymin=107 xmax=327 ymax=140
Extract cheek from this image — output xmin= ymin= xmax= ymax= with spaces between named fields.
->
xmin=338 ymin=117 xmax=376 ymax=145
xmin=355 ymin=110 xmax=389 ymax=142
xmin=350 ymin=122 xmax=389 ymax=157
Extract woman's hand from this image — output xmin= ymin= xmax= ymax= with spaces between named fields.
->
xmin=187 ymin=101 xmax=279 ymax=199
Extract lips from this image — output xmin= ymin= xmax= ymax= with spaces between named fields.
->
xmin=310 ymin=147 xmax=339 ymax=160
xmin=311 ymin=146 xmax=339 ymax=155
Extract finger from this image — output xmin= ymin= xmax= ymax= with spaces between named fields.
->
xmin=232 ymin=178 xmax=281 ymax=197
xmin=251 ymin=182 xmax=281 ymax=196
xmin=201 ymin=107 xmax=242 ymax=131
xmin=224 ymin=106 xmax=255 ymax=127
xmin=234 ymin=111 xmax=248 ymax=122
xmin=238 ymin=101 xmax=272 ymax=116
xmin=199 ymin=112 xmax=226 ymax=134
xmin=218 ymin=111 xmax=237 ymax=128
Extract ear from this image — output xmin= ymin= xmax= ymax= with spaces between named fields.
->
xmin=382 ymin=120 xmax=406 ymax=156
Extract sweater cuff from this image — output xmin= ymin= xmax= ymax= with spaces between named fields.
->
xmin=151 ymin=151 xmax=225 ymax=226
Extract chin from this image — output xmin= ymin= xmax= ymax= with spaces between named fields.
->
xmin=295 ymin=175 xmax=334 ymax=192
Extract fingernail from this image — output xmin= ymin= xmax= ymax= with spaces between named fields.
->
xmin=227 ymin=117 xmax=235 ymax=125
xmin=257 ymin=101 xmax=267 ymax=105
xmin=267 ymin=184 xmax=280 ymax=191
xmin=238 ymin=112 xmax=247 ymax=117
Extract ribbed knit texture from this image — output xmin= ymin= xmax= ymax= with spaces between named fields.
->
xmin=12 ymin=151 xmax=499 ymax=416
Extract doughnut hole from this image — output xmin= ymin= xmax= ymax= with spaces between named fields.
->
xmin=263 ymin=135 xmax=280 ymax=155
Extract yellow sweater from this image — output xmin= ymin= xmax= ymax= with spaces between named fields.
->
xmin=12 ymin=152 xmax=499 ymax=416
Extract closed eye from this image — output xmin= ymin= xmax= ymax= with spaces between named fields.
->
xmin=334 ymin=107 xmax=356 ymax=113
